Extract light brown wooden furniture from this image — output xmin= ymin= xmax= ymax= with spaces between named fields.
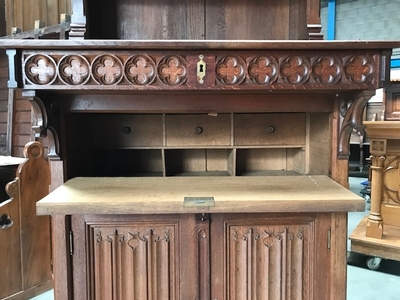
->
xmin=0 ymin=38 xmax=399 ymax=299
xmin=0 ymin=142 xmax=53 ymax=300
xmin=349 ymin=120 xmax=400 ymax=268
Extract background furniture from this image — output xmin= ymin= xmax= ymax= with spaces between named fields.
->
xmin=0 ymin=142 xmax=52 ymax=300
xmin=350 ymin=120 xmax=400 ymax=269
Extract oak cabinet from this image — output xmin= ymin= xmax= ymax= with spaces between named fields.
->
xmin=1 ymin=39 xmax=399 ymax=300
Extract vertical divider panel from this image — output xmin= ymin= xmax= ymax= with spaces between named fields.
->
xmin=230 ymin=113 xmax=236 ymax=176
xmin=162 ymin=114 xmax=167 ymax=177
xmin=161 ymin=149 xmax=166 ymax=177
xmin=305 ymin=113 xmax=311 ymax=174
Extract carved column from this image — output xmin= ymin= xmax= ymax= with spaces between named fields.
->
xmin=366 ymin=153 xmax=385 ymax=238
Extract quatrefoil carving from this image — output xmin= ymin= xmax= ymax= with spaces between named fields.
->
xmin=25 ymin=54 xmax=56 ymax=85
xmin=216 ymin=56 xmax=246 ymax=85
xmin=125 ymin=55 xmax=156 ymax=85
xmin=281 ymin=56 xmax=310 ymax=84
xmin=248 ymin=56 xmax=278 ymax=84
xmin=157 ymin=56 xmax=187 ymax=85
xmin=312 ymin=56 xmax=342 ymax=84
xmin=344 ymin=55 xmax=374 ymax=84
xmin=59 ymin=55 xmax=90 ymax=85
xmin=92 ymin=55 xmax=123 ymax=85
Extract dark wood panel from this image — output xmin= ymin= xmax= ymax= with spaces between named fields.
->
xmin=206 ymin=0 xmax=307 ymax=40
xmin=86 ymin=0 xmax=205 ymax=39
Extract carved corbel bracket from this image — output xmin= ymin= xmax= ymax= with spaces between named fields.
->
xmin=338 ymin=90 xmax=375 ymax=159
xmin=22 ymin=91 xmax=61 ymax=157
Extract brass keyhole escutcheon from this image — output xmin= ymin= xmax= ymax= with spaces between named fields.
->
xmin=197 ymin=54 xmax=206 ymax=84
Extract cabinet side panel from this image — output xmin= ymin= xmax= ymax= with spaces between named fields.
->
xmin=308 ymin=113 xmax=331 ymax=175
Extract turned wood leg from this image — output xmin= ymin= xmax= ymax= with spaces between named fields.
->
xmin=366 ymin=156 xmax=385 ymax=239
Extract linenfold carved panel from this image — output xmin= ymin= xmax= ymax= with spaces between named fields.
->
xmin=89 ymin=224 xmax=176 ymax=300
xmin=21 ymin=50 xmax=379 ymax=90
xmin=227 ymin=224 xmax=311 ymax=300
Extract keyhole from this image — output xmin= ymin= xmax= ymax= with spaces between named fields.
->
xmin=199 ymin=64 xmax=204 ymax=72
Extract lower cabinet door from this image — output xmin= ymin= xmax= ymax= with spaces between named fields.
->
xmin=71 ymin=214 xmax=200 ymax=300
xmin=210 ymin=213 xmax=336 ymax=300
xmin=70 ymin=212 xmax=341 ymax=300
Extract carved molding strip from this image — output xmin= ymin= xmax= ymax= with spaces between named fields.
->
xmin=21 ymin=51 xmax=379 ymax=90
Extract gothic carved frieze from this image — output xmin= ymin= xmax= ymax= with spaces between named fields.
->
xmin=21 ymin=51 xmax=379 ymax=90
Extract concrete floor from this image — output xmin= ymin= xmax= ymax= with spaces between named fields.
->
xmin=30 ymin=177 xmax=400 ymax=300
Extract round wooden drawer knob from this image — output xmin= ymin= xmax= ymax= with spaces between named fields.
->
xmin=121 ymin=126 xmax=131 ymax=134
xmin=267 ymin=126 xmax=275 ymax=133
xmin=195 ymin=126 xmax=203 ymax=134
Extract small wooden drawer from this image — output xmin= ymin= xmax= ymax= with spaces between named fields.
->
xmin=235 ymin=113 xmax=306 ymax=146
xmin=166 ymin=114 xmax=231 ymax=146
xmin=88 ymin=114 xmax=163 ymax=148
